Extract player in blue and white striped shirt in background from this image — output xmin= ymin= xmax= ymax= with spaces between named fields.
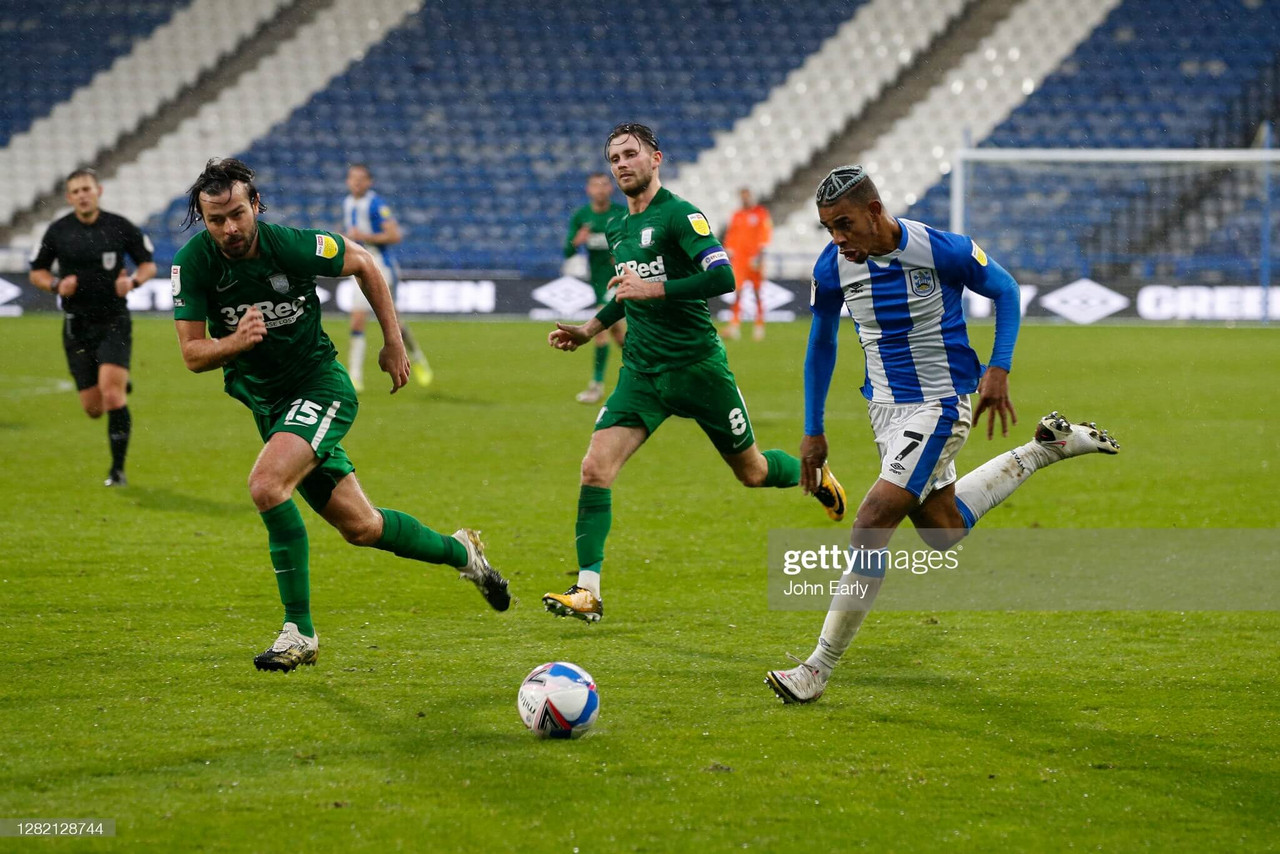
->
xmin=766 ymin=166 xmax=1121 ymax=705
xmin=342 ymin=163 xmax=432 ymax=392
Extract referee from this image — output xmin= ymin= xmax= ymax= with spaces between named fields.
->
xmin=29 ymin=168 xmax=156 ymax=487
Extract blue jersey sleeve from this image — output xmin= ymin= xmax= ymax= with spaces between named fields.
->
xmin=805 ymin=244 xmax=843 ymax=435
xmin=929 ymin=228 xmax=1020 ymax=372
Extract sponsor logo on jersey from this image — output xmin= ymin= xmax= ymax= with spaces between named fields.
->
xmin=640 ymin=227 xmax=654 ymax=247
xmin=617 ymin=256 xmax=666 ymax=282
xmin=102 ymin=251 xmax=117 ymax=270
xmin=316 ymin=234 xmax=339 ymax=259
xmin=909 ymin=268 xmax=937 ymax=297
xmin=971 ymin=241 xmax=988 ymax=266
xmin=269 ymin=273 xmax=290 ymax=294
xmin=170 ymin=265 xmax=181 ymax=297
xmin=219 ymin=298 xmax=307 ymax=330
xmin=687 ymin=213 xmax=711 ymax=237
xmin=586 ymin=232 xmax=610 ymax=250
xmin=810 ymin=277 xmax=817 ymax=307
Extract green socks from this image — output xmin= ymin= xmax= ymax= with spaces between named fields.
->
xmin=593 ymin=344 xmax=609 ymax=383
xmin=576 ymin=485 xmax=612 ymax=570
xmin=375 ymin=508 xmax=467 ymax=568
xmin=762 ymin=449 xmax=802 ymax=488
xmin=261 ymin=500 xmax=313 ymax=637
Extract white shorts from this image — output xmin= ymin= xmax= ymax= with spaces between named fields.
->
xmin=867 ymin=395 xmax=972 ymax=501
xmin=343 ymin=250 xmax=397 ymax=313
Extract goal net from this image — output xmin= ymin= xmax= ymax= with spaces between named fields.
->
xmin=945 ymin=147 xmax=1280 ymax=322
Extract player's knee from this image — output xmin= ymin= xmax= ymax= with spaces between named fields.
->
xmin=83 ymin=404 xmax=104 ymax=419
xmin=916 ymin=526 xmax=967 ymax=551
xmin=734 ymin=461 xmax=768 ymax=488
xmin=101 ymin=391 xmax=126 ymax=411
xmin=580 ymin=454 xmax=615 ymax=487
xmin=339 ymin=513 xmax=383 ymax=547
xmin=853 ymin=496 xmax=905 ymax=530
xmin=247 ymin=474 xmax=290 ymax=513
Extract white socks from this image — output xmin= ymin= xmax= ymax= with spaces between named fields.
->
xmin=806 ymin=550 xmax=886 ymax=678
xmin=348 ymin=332 xmax=366 ymax=384
xmin=953 ymin=440 xmax=1058 ymax=526
xmin=577 ymin=567 xmax=601 ymax=598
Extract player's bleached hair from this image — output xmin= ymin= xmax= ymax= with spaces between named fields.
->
xmin=182 ymin=157 xmax=267 ymax=229
xmin=816 ymin=165 xmax=875 ymax=206
xmin=65 ymin=167 xmax=99 ymax=186
xmin=606 ymin=122 xmax=661 ymax=155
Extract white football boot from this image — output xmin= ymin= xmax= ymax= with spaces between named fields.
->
xmin=453 ymin=528 xmax=512 ymax=611
xmin=765 ymin=653 xmax=828 ymax=704
xmin=1034 ymin=411 xmax=1120 ymax=459
xmin=253 ymin=622 xmax=319 ymax=672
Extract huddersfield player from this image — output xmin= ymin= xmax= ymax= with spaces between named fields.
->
xmin=342 ymin=163 xmax=432 ymax=392
xmin=30 ymin=168 xmax=156 ymax=487
xmin=544 ymin=123 xmax=847 ymax=623
xmin=564 ymin=172 xmax=627 ymax=403
xmin=172 ymin=159 xmax=509 ymax=672
xmin=765 ymin=166 xmax=1119 ymax=704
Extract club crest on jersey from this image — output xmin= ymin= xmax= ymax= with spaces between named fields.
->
xmin=909 ymin=268 xmax=937 ymax=297
xmin=687 ymin=213 xmax=711 ymax=237
xmin=101 ymin=251 xmax=117 ymax=270
xmin=316 ymin=234 xmax=339 ymax=259
xmin=269 ymin=273 xmax=290 ymax=294
xmin=640 ymin=227 xmax=654 ymax=247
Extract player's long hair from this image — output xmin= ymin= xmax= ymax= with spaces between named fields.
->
xmin=182 ymin=158 xmax=267 ymax=229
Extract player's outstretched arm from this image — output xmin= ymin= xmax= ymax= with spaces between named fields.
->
xmin=549 ymin=317 xmax=603 ymax=352
xmin=176 ymin=309 xmax=265 ymax=372
xmin=800 ymin=308 xmax=840 ymax=494
xmin=342 ymin=238 xmax=408 ymax=392
xmin=967 ymin=258 xmax=1021 ymax=438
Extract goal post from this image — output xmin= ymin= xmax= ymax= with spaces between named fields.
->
xmin=949 ymin=146 xmax=1280 ymax=323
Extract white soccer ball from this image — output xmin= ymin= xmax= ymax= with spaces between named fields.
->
xmin=517 ymin=662 xmax=599 ymax=739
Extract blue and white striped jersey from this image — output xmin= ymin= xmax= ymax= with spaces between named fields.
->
xmin=342 ymin=191 xmax=395 ymax=265
xmin=811 ymin=218 xmax=1009 ymax=404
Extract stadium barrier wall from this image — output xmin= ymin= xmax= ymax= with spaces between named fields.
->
xmin=0 ymin=270 xmax=1275 ymax=323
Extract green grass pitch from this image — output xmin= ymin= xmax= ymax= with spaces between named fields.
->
xmin=1 ymin=314 xmax=1276 ymax=851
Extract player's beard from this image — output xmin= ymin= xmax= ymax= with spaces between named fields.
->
xmin=219 ymin=221 xmax=257 ymax=259
xmin=620 ymin=171 xmax=652 ymax=198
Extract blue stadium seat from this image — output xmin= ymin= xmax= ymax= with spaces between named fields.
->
xmin=144 ymin=0 xmax=864 ymax=274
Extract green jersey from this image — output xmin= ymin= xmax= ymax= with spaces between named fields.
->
xmin=565 ymin=201 xmax=626 ymax=292
xmin=171 ymin=221 xmax=347 ymax=413
xmin=604 ymin=188 xmax=730 ymax=373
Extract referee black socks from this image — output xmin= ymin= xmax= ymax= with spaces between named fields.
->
xmin=107 ymin=405 xmax=131 ymax=475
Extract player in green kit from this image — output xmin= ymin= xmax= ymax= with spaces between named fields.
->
xmin=564 ymin=173 xmax=627 ymax=403
xmin=544 ymin=123 xmax=848 ymax=622
xmin=171 ymin=159 xmax=510 ymax=672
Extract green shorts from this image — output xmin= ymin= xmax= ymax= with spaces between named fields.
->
xmin=252 ymin=361 xmax=358 ymax=512
xmin=595 ymin=355 xmax=755 ymax=455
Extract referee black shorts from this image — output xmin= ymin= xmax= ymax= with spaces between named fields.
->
xmin=62 ymin=311 xmax=132 ymax=391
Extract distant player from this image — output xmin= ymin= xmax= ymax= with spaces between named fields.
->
xmin=764 ymin=165 xmax=1120 ymax=704
xmin=172 ymin=159 xmax=508 ymax=673
xmin=29 ymin=168 xmax=156 ymax=487
xmin=564 ymin=172 xmax=627 ymax=403
xmin=544 ymin=123 xmax=848 ymax=623
xmin=723 ymin=187 xmax=772 ymax=341
xmin=342 ymin=163 xmax=432 ymax=392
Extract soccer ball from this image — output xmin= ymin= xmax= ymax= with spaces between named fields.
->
xmin=517 ymin=662 xmax=599 ymax=739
